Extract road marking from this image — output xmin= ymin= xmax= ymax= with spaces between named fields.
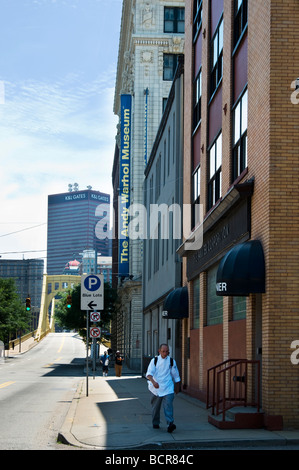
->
xmin=57 ymin=336 xmax=65 ymax=353
xmin=0 ymin=381 xmax=15 ymax=389
xmin=43 ymin=357 xmax=63 ymax=368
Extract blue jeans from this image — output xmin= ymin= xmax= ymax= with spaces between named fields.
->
xmin=150 ymin=392 xmax=174 ymax=426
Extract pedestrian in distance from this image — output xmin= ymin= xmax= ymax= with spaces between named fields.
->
xmin=146 ymin=343 xmax=181 ymax=433
xmin=100 ymin=350 xmax=109 ymax=377
xmin=114 ymin=350 xmax=123 ymax=377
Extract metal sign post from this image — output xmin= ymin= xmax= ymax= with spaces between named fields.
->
xmin=86 ymin=310 xmax=89 ymax=397
xmin=81 ymin=275 xmax=104 ymax=397
xmin=90 ymin=311 xmax=100 ymax=380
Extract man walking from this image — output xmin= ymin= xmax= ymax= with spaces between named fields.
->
xmin=100 ymin=350 xmax=109 ymax=377
xmin=146 ymin=344 xmax=181 ymax=433
xmin=115 ymin=350 xmax=123 ymax=377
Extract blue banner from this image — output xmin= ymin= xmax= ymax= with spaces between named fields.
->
xmin=119 ymin=94 xmax=132 ymax=277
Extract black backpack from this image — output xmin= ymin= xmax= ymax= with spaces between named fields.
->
xmin=154 ymin=356 xmax=173 ymax=367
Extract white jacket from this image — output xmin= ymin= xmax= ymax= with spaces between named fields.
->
xmin=146 ymin=355 xmax=180 ymax=397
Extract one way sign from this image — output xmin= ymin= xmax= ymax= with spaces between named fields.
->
xmin=81 ymin=274 xmax=104 ymax=311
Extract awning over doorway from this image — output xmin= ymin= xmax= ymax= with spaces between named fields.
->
xmin=162 ymin=286 xmax=189 ymax=319
xmin=216 ymin=240 xmax=265 ymax=296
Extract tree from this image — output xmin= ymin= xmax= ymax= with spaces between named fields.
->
xmin=0 ymin=278 xmax=31 ymax=344
xmin=54 ymin=282 xmax=119 ymax=344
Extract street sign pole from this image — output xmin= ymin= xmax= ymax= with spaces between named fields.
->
xmin=92 ymin=337 xmax=96 ymax=380
xmin=86 ymin=310 xmax=89 ymax=397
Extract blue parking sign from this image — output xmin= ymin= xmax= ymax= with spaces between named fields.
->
xmin=84 ymin=275 xmax=101 ymax=291
xmin=81 ymin=274 xmax=104 ymax=310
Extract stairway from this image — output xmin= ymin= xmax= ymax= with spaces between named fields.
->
xmin=208 ymin=406 xmax=264 ymax=429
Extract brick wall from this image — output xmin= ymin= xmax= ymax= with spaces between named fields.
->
xmin=183 ymin=0 xmax=299 ymax=427
xmin=248 ymin=0 xmax=299 ymax=426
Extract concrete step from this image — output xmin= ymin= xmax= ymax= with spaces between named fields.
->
xmin=208 ymin=406 xmax=264 ymax=430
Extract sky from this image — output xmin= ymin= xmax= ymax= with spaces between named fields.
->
xmin=0 ymin=0 xmax=122 ymax=266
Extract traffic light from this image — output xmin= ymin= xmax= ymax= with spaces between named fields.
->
xmin=26 ymin=297 xmax=31 ymax=311
xmin=66 ymin=294 xmax=72 ymax=309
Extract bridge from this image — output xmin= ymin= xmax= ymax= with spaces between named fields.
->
xmin=35 ymin=274 xmax=81 ymax=341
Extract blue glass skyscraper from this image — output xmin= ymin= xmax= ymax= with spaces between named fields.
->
xmin=47 ymin=189 xmax=111 ymax=275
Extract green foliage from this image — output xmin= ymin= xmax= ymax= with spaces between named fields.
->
xmin=54 ymin=282 xmax=119 ymax=343
xmin=0 ymin=278 xmax=31 ymax=343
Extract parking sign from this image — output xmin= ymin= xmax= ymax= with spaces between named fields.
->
xmin=81 ymin=274 xmax=104 ymax=310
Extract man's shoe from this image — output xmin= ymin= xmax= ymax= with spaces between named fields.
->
xmin=167 ymin=423 xmax=176 ymax=433
xmin=153 ymin=424 xmax=160 ymax=429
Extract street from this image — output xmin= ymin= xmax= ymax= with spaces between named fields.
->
xmin=0 ymin=332 xmax=86 ymax=450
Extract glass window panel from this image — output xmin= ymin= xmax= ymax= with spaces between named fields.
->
xmin=178 ymin=8 xmax=185 ymax=20
xmin=241 ymin=90 xmax=248 ymax=135
xmin=216 ymin=134 xmax=222 ymax=170
xmin=199 ymin=71 xmax=202 ymax=96
xmin=193 ymin=277 xmax=200 ymax=329
xmin=219 ymin=20 xmax=223 ymax=52
xmin=178 ymin=21 xmax=185 ymax=33
xmin=234 ymin=102 xmax=241 ymax=144
xmin=210 ymin=144 xmax=215 ymax=178
xmin=165 ymin=8 xmax=174 ymax=20
xmin=213 ymin=35 xmax=218 ymax=67
xmin=207 ymin=264 xmax=223 ymax=325
xmin=244 ymin=135 xmax=248 ymax=167
xmin=193 ymin=171 xmax=197 ymax=201
xmin=165 ymin=21 xmax=174 ymax=32
xmin=232 ymin=296 xmax=246 ymax=320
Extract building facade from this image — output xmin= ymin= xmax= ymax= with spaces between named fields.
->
xmin=142 ymin=58 xmax=185 ymax=373
xmin=112 ymin=0 xmax=185 ymax=369
xmin=0 ymin=258 xmax=44 ymax=330
xmin=47 ymin=188 xmax=111 ymax=275
xmin=179 ymin=0 xmax=299 ymax=428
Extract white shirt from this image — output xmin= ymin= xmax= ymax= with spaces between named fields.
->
xmin=146 ymin=355 xmax=181 ymax=397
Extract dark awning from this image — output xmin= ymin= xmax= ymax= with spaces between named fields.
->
xmin=162 ymin=286 xmax=189 ymax=319
xmin=216 ymin=240 xmax=265 ymax=296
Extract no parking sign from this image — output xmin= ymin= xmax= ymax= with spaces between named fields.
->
xmin=90 ymin=311 xmax=101 ymax=322
xmin=90 ymin=327 xmax=101 ymax=338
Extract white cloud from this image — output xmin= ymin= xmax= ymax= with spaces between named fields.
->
xmin=0 ymin=72 xmax=118 ymax=261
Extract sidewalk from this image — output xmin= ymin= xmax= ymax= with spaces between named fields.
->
xmin=58 ymin=362 xmax=299 ymax=451
xmin=7 ymin=337 xmax=299 ymax=450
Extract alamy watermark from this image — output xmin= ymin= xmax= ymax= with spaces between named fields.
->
xmin=94 ymin=199 xmax=203 ymax=252
xmin=290 ymin=78 xmax=299 ymax=104
xmin=290 ymin=340 xmax=299 ymax=365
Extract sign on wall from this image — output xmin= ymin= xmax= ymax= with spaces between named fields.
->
xmin=119 ymin=94 xmax=132 ymax=277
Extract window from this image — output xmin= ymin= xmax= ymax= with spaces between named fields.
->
xmin=234 ymin=0 xmax=248 ymax=47
xmin=148 ymin=238 xmax=152 ymax=280
xmin=192 ymin=277 xmax=200 ymax=329
xmin=154 ymin=223 xmax=160 ymax=273
xmin=232 ymin=296 xmax=246 ymax=321
xmin=208 ymin=133 xmax=222 ymax=209
xmin=193 ymin=0 xmax=203 ymax=40
xmin=192 ymin=166 xmax=201 ymax=227
xmin=156 ymin=155 xmax=161 ymax=199
xmin=163 ymin=54 xmax=179 ymax=81
xmin=210 ymin=18 xmax=223 ymax=97
xmin=193 ymin=68 xmax=202 ymax=130
xmin=162 ymin=97 xmax=168 ymax=114
xmin=232 ymin=89 xmax=248 ymax=181
xmin=207 ymin=264 xmax=223 ymax=325
xmin=150 ymin=175 xmax=154 ymax=205
xmin=164 ymin=7 xmax=185 ymax=33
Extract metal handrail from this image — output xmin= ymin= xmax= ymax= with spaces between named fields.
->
xmin=207 ymin=359 xmax=260 ymax=420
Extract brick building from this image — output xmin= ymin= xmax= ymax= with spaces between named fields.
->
xmin=179 ymin=0 xmax=299 ymax=428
